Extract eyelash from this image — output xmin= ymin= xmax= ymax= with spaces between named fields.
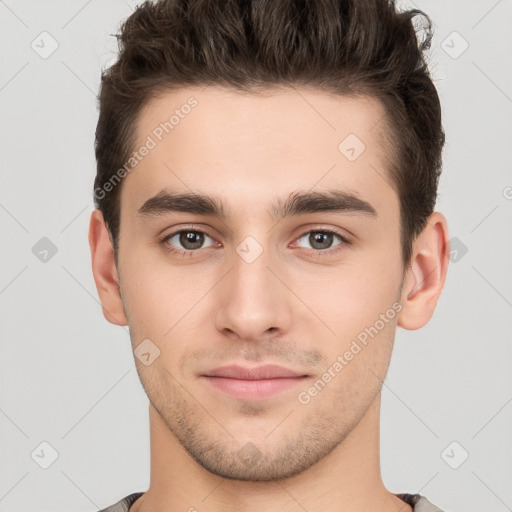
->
xmin=159 ymin=226 xmax=351 ymax=258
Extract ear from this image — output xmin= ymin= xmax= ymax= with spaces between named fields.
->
xmin=397 ymin=212 xmax=450 ymax=330
xmin=88 ymin=209 xmax=128 ymax=326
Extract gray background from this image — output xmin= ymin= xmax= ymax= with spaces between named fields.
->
xmin=0 ymin=1 xmax=511 ymax=511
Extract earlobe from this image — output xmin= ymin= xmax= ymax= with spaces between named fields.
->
xmin=88 ymin=209 xmax=128 ymax=326
xmin=397 ymin=212 xmax=450 ymax=330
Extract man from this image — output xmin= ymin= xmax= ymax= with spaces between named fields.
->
xmin=88 ymin=0 xmax=450 ymax=511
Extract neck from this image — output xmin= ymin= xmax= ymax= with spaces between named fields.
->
xmin=131 ymin=392 xmax=411 ymax=512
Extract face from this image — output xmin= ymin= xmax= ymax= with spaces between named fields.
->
xmin=113 ymin=86 xmax=406 ymax=480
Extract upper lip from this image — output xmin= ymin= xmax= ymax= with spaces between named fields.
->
xmin=202 ymin=364 xmax=308 ymax=380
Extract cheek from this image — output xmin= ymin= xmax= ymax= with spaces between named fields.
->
xmin=290 ymin=256 xmax=402 ymax=340
xmin=120 ymin=251 xmax=225 ymax=347
xmin=119 ymin=257 xmax=186 ymax=336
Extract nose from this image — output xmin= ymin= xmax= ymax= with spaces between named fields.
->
xmin=214 ymin=238 xmax=292 ymax=343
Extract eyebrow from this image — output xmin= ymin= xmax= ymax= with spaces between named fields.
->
xmin=137 ymin=188 xmax=377 ymax=220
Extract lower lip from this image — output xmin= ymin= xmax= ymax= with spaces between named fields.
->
xmin=201 ymin=376 xmax=309 ymax=400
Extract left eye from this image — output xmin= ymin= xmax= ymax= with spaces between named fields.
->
xmin=295 ymin=230 xmax=345 ymax=251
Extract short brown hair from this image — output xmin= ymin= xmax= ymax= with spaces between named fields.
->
xmin=94 ymin=0 xmax=444 ymax=267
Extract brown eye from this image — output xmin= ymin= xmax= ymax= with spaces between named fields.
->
xmin=163 ymin=230 xmax=215 ymax=252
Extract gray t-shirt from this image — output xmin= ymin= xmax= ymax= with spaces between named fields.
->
xmin=97 ymin=491 xmax=446 ymax=511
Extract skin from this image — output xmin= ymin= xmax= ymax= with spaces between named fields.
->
xmin=89 ymin=86 xmax=449 ymax=512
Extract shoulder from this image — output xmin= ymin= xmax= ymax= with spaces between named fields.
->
xmin=97 ymin=492 xmax=145 ymax=512
xmin=397 ymin=493 xmax=447 ymax=512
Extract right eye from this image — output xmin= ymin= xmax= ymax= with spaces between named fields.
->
xmin=160 ymin=228 xmax=218 ymax=256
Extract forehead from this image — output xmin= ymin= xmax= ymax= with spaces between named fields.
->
xmin=121 ymin=85 xmax=397 ymax=220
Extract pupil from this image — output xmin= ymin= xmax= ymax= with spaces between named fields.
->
xmin=311 ymin=232 xmax=332 ymax=250
xmin=180 ymin=231 xmax=203 ymax=249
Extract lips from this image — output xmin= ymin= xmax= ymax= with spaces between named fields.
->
xmin=200 ymin=364 xmax=310 ymax=400
xmin=202 ymin=364 xmax=308 ymax=380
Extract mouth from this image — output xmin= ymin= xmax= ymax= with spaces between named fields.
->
xmin=200 ymin=364 xmax=310 ymax=400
